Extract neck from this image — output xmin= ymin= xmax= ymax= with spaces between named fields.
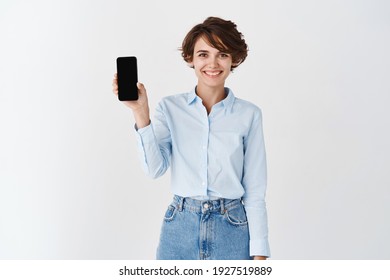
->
xmin=196 ymin=84 xmax=226 ymax=114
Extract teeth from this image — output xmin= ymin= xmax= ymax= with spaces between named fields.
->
xmin=205 ymin=71 xmax=221 ymax=76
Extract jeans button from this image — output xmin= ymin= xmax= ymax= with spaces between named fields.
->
xmin=203 ymin=203 xmax=209 ymax=209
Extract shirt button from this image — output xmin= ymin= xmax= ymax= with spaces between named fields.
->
xmin=201 ymin=182 xmax=206 ymax=186
xmin=202 ymin=145 xmax=206 ymax=150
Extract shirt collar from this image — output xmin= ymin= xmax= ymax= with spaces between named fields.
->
xmin=222 ymin=88 xmax=235 ymax=114
xmin=187 ymin=87 xmax=236 ymax=114
xmin=187 ymin=88 xmax=198 ymax=105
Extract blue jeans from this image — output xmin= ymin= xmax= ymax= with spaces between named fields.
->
xmin=156 ymin=195 xmax=250 ymax=260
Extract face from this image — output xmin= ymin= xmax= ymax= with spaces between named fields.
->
xmin=190 ymin=36 xmax=233 ymax=89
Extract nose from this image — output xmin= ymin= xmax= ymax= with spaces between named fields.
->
xmin=208 ymin=56 xmax=218 ymax=68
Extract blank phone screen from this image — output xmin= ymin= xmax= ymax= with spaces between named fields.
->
xmin=117 ymin=56 xmax=138 ymax=101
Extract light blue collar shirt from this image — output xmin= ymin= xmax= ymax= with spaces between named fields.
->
xmin=134 ymin=87 xmax=270 ymax=257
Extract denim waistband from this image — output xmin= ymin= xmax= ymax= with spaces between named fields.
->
xmin=172 ymin=195 xmax=243 ymax=214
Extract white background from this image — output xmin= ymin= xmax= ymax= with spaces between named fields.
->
xmin=1 ymin=0 xmax=389 ymax=259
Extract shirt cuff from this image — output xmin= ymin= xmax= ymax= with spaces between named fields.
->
xmin=250 ymin=238 xmax=271 ymax=258
xmin=134 ymin=123 xmax=155 ymax=144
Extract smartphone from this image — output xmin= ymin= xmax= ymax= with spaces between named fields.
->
xmin=116 ymin=56 xmax=138 ymax=101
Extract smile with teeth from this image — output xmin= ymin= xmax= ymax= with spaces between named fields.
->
xmin=204 ymin=71 xmax=222 ymax=77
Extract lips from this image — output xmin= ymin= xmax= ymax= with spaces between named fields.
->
xmin=204 ymin=71 xmax=223 ymax=77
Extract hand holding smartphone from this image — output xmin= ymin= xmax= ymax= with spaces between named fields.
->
xmin=113 ymin=57 xmax=151 ymax=128
xmin=116 ymin=56 xmax=138 ymax=101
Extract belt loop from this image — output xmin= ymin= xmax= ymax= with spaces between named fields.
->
xmin=220 ymin=198 xmax=225 ymax=214
xmin=178 ymin=196 xmax=184 ymax=212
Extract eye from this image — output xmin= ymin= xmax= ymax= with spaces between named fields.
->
xmin=220 ymin=53 xmax=230 ymax=58
xmin=198 ymin=53 xmax=207 ymax=57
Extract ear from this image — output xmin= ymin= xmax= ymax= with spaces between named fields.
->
xmin=187 ymin=63 xmax=194 ymax=69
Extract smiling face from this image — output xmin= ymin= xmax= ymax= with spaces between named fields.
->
xmin=191 ymin=36 xmax=233 ymax=90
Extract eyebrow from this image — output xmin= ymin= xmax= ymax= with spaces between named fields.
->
xmin=196 ymin=50 xmax=228 ymax=54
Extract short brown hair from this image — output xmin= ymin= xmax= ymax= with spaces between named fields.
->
xmin=181 ymin=17 xmax=248 ymax=69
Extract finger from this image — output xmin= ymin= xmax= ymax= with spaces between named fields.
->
xmin=137 ymin=82 xmax=146 ymax=95
xmin=112 ymin=82 xmax=118 ymax=95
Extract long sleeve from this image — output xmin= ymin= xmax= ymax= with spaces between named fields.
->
xmin=134 ymin=102 xmax=172 ymax=179
xmin=241 ymin=108 xmax=270 ymax=257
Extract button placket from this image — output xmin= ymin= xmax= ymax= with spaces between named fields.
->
xmin=200 ymin=107 xmax=209 ymax=191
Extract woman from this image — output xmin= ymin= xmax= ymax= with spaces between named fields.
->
xmin=112 ymin=17 xmax=270 ymax=260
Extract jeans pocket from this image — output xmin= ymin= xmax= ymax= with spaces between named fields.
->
xmin=163 ymin=204 xmax=177 ymax=222
xmin=224 ymin=204 xmax=248 ymax=226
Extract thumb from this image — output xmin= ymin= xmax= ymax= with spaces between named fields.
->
xmin=137 ymin=82 xmax=148 ymax=97
xmin=137 ymin=82 xmax=146 ymax=93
